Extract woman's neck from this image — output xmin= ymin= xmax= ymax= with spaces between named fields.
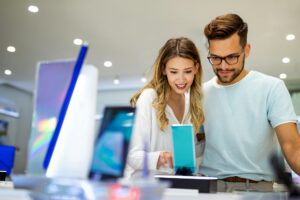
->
xmin=168 ymin=91 xmax=185 ymax=123
xmin=169 ymin=90 xmax=184 ymax=102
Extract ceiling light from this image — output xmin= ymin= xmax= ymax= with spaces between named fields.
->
xmin=4 ymin=69 xmax=12 ymax=75
xmin=28 ymin=5 xmax=39 ymax=13
xmin=286 ymin=34 xmax=295 ymax=41
xmin=104 ymin=61 xmax=112 ymax=68
xmin=279 ymin=73 xmax=287 ymax=79
xmin=73 ymin=38 xmax=83 ymax=45
xmin=113 ymin=76 xmax=120 ymax=85
xmin=141 ymin=77 xmax=147 ymax=83
xmin=282 ymin=57 xmax=290 ymax=64
xmin=7 ymin=46 xmax=16 ymax=53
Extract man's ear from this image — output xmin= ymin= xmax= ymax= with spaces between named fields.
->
xmin=245 ymin=43 xmax=251 ymax=58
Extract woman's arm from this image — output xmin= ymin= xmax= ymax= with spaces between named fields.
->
xmin=126 ymin=89 xmax=162 ymax=171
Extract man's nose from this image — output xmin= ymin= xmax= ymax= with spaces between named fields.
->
xmin=219 ymin=59 xmax=229 ymax=70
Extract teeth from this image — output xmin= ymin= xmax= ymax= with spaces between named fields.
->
xmin=176 ymin=84 xmax=185 ymax=88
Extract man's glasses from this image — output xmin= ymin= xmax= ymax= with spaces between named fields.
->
xmin=207 ymin=52 xmax=244 ymax=65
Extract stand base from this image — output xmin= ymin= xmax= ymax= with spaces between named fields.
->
xmin=0 ymin=171 xmax=6 ymax=181
xmin=154 ymin=175 xmax=218 ymax=193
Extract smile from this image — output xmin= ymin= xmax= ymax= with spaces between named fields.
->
xmin=176 ymin=84 xmax=187 ymax=89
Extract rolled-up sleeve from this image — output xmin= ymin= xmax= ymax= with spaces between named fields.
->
xmin=267 ymin=80 xmax=297 ymax=128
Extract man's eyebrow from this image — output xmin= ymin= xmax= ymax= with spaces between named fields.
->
xmin=209 ymin=52 xmax=240 ymax=57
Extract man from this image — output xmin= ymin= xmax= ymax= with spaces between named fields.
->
xmin=200 ymin=13 xmax=300 ymax=192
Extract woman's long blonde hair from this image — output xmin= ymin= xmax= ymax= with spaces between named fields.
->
xmin=130 ymin=37 xmax=204 ymax=132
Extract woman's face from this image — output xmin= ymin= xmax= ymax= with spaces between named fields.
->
xmin=164 ymin=56 xmax=198 ymax=95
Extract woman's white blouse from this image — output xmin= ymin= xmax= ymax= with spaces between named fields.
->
xmin=124 ymin=88 xmax=192 ymax=177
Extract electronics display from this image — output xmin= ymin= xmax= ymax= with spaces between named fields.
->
xmin=171 ymin=124 xmax=196 ymax=174
xmin=26 ymin=44 xmax=96 ymax=179
xmin=89 ymin=106 xmax=136 ymax=180
xmin=26 ymin=59 xmax=76 ymax=174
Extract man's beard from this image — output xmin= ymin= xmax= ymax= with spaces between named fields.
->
xmin=214 ymin=56 xmax=245 ymax=84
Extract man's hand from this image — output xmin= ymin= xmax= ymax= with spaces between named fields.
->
xmin=157 ymin=151 xmax=173 ymax=169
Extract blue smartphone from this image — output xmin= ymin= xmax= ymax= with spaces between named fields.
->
xmin=171 ymin=124 xmax=196 ymax=174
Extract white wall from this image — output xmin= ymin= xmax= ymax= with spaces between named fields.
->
xmin=97 ymin=89 xmax=137 ymax=113
xmin=291 ymin=91 xmax=300 ymax=116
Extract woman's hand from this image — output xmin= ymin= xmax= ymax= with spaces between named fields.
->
xmin=157 ymin=151 xmax=173 ymax=169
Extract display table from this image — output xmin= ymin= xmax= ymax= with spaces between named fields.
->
xmin=163 ymin=189 xmax=291 ymax=200
xmin=0 ymin=175 xmax=293 ymax=200
xmin=0 ymin=188 xmax=290 ymax=200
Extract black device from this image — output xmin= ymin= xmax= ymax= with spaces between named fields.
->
xmin=155 ymin=174 xmax=218 ymax=193
xmin=0 ymin=171 xmax=6 ymax=181
xmin=270 ymin=153 xmax=300 ymax=198
xmin=175 ymin=167 xmax=193 ymax=176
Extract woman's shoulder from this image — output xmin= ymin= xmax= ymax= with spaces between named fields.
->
xmin=136 ymin=88 xmax=157 ymax=104
xmin=140 ymin=88 xmax=157 ymax=99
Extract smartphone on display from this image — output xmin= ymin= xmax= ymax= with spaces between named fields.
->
xmin=89 ymin=106 xmax=136 ymax=181
xmin=171 ymin=124 xmax=196 ymax=174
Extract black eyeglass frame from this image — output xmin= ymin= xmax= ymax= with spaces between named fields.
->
xmin=207 ymin=51 xmax=244 ymax=65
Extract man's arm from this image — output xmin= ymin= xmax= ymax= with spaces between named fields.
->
xmin=275 ymin=122 xmax=300 ymax=175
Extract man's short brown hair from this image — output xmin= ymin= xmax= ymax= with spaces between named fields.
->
xmin=204 ymin=13 xmax=248 ymax=48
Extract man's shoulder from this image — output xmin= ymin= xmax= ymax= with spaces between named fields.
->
xmin=250 ymin=71 xmax=282 ymax=84
xmin=202 ymin=71 xmax=284 ymax=89
xmin=203 ymin=77 xmax=216 ymax=89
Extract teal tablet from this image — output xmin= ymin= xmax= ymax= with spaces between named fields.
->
xmin=171 ymin=124 xmax=196 ymax=174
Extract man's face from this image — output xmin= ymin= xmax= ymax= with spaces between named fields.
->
xmin=208 ymin=33 xmax=250 ymax=85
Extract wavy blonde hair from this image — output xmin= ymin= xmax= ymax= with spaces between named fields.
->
xmin=130 ymin=37 xmax=205 ymax=132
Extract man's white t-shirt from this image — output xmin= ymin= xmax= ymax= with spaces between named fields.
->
xmin=199 ymin=71 xmax=298 ymax=181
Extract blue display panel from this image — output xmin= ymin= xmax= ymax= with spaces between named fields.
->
xmin=43 ymin=45 xmax=88 ymax=170
xmin=27 ymin=44 xmax=88 ymax=174
xmin=0 ymin=145 xmax=16 ymax=175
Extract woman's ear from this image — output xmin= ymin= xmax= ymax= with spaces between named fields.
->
xmin=162 ymin=67 xmax=167 ymax=75
xmin=194 ymin=63 xmax=199 ymax=74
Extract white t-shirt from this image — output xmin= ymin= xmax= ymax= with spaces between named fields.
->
xmin=199 ymin=71 xmax=298 ymax=181
xmin=124 ymin=88 xmax=192 ymax=178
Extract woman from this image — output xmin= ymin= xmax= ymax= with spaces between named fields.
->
xmin=124 ymin=37 xmax=205 ymax=177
